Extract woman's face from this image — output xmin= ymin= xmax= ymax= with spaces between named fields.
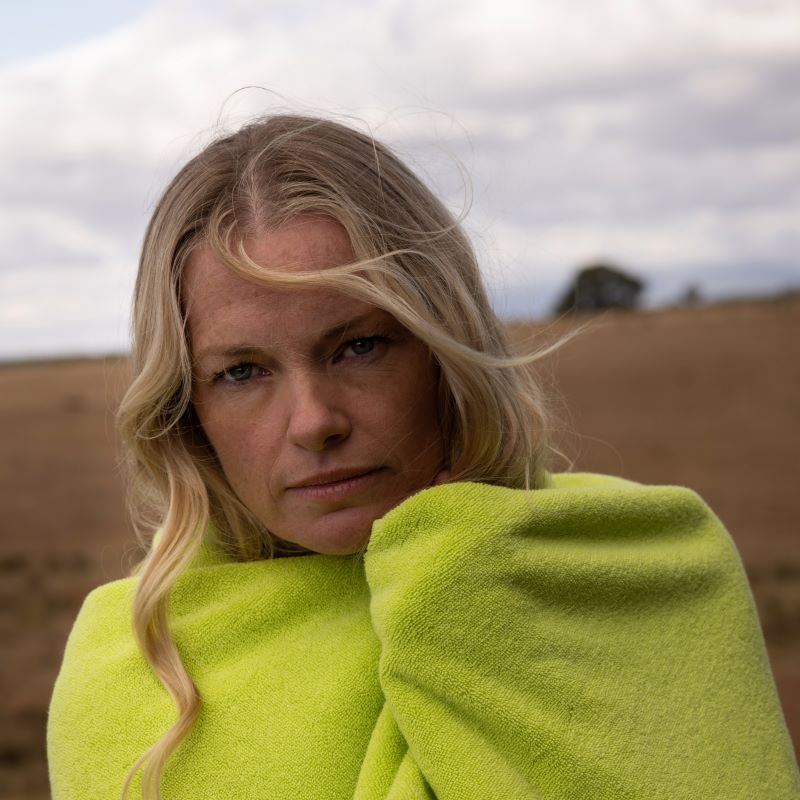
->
xmin=183 ymin=216 xmax=445 ymax=555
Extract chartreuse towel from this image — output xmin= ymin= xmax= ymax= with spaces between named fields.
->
xmin=48 ymin=473 xmax=800 ymax=799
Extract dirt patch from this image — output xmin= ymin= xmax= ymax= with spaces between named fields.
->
xmin=2 ymin=296 xmax=798 ymax=797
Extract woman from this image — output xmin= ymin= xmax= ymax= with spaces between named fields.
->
xmin=47 ymin=115 xmax=799 ymax=799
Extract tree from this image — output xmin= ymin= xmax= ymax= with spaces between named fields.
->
xmin=555 ymin=262 xmax=644 ymax=314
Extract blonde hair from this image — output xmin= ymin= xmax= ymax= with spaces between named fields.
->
xmin=118 ymin=114 xmax=561 ymax=798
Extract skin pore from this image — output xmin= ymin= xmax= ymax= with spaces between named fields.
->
xmin=183 ymin=216 xmax=446 ymax=555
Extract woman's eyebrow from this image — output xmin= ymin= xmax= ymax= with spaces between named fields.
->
xmin=193 ymin=344 xmax=265 ymax=362
xmin=318 ymin=310 xmax=390 ymax=343
xmin=193 ymin=310 xmax=392 ymax=362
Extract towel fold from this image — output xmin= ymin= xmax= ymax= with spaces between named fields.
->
xmin=48 ymin=473 xmax=800 ymax=798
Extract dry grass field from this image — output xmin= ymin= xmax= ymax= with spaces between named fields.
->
xmin=1 ymin=294 xmax=798 ymax=798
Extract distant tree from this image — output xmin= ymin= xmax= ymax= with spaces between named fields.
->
xmin=678 ymin=284 xmax=703 ymax=308
xmin=555 ymin=262 xmax=644 ymax=314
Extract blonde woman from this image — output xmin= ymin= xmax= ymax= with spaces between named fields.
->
xmin=48 ymin=115 xmax=798 ymax=800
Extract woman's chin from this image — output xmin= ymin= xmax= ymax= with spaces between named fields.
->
xmin=270 ymin=505 xmax=378 ymax=556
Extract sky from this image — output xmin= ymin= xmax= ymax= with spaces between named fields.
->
xmin=1 ymin=0 xmax=799 ymax=360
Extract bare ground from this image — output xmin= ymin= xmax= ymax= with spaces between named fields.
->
xmin=1 ymin=295 xmax=798 ymax=798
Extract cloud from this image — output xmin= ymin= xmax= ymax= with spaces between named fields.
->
xmin=0 ymin=0 xmax=798 ymax=358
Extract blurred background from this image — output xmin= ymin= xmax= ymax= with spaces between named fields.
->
xmin=1 ymin=1 xmax=798 ymax=797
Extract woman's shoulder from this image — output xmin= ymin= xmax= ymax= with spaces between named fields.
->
xmin=364 ymin=469 xmax=745 ymax=645
xmin=51 ymin=546 xmax=370 ymax=712
xmin=69 ymin=575 xmax=137 ymax=643
xmin=545 ymin=470 xmax=712 ymax=514
xmin=368 ymin=470 xmax=726 ymax=557
xmin=363 ymin=473 xmax=800 ymax=799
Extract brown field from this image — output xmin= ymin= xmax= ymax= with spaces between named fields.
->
xmin=2 ymin=295 xmax=799 ymax=797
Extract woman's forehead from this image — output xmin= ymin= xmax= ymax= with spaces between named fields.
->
xmin=242 ymin=216 xmax=353 ymax=269
xmin=182 ymin=253 xmax=393 ymax=359
xmin=178 ymin=214 xmax=405 ymax=360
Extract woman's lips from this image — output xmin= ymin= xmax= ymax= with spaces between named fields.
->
xmin=286 ymin=467 xmax=386 ymax=502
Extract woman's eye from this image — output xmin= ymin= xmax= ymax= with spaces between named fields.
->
xmin=214 ymin=363 xmax=261 ymax=383
xmin=343 ymin=337 xmax=376 ymax=357
xmin=337 ymin=336 xmax=389 ymax=362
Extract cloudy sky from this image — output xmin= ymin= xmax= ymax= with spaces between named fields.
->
xmin=1 ymin=0 xmax=799 ymax=360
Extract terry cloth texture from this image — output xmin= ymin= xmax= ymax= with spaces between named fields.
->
xmin=48 ymin=473 xmax=800 ymax=799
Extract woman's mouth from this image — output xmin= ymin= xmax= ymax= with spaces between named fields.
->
xmin=286 ymin=467 xmax=386 ymax=502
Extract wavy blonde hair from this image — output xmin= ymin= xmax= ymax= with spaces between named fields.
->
xmin=117 ymin=113 xmax=563 ymax=798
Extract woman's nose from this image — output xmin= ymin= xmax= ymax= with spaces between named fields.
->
xmin=284 ymin=372 xmax=351 ymax=451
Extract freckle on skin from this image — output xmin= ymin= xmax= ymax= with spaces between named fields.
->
xmin=183 ymin=216 xmax=444 ymax=555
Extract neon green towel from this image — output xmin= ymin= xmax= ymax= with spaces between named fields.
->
xmin=48 ymin=473 xmax=800 ymax=798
